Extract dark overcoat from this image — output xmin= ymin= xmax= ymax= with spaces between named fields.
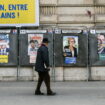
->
xmin=35 ymin=44 xmax=49 ymax=72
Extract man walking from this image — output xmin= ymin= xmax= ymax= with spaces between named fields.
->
xmin=35 ymin=38 xmax=56 ymax=95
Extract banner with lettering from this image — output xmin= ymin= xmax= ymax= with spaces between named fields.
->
xmin=0 ymin=0 xmax=39 ymax=27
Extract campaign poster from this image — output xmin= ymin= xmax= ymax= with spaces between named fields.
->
xmin=28 ymin=34 xmax=43 ymax=63
xmin=97 ymin=34 xmax=105 ymax=60
xmin=63 ymin=36 xmax=78 ymax=64
xmin=0 ymin=34 xmax=9 ymax=63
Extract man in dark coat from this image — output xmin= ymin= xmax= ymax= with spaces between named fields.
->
xmin=35 ymin=38 xmax=56 ymax=95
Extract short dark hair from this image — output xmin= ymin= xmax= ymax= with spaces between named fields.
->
xmin=42 ymin=38 xmax=50 ymax=43
xmin=30 ymin=40 xmax=35 ymax=43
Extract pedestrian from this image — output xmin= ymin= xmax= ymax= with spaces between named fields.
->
xmin=35 ymin=38 xmax=56 ymax=95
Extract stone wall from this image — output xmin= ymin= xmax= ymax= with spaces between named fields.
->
xmin=40 ymin=0 xmax=105 ymax=27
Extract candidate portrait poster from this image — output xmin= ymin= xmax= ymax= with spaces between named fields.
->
xmin=97 ymin=34 xmax=105 ymax=60
xmin=63 ymin=36 xmax=78 ymax=64
xmin=28 ymin=34 xmax=43 ymax=63
xmin=0 ymin=34 xmax=9 ymax=63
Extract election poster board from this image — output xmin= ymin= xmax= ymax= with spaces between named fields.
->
xmin=0 ymin=0 xmax=39 ymax=27
xmin=63 ymin=36 xmax=78 ymax=64
xmin=19 ymin=30 xmax=47 ymax=66
xmin=0 ymin=34 xmax=9 ymax=63
xmin=89 ymin=29 xmax=105 ymax=66
xmin=54 ymin=29 xmax=88 ymax=67
xmin=0 ymin=29 xmax=18 ymax=66
xmin=28 ymin=34 xmax=43 ymax=63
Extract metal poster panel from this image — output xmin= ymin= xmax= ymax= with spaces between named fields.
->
xmin=89 ymin=29 xmax=105 ymax=66
xmin=61 ymin=30 xmax=88 ymax=67
xmin=19 ymin=29 xmax=54 ymax=66
xmin=63 ymin=36 xmax=78 ymax=64
xmin=0 ymin=0 xmax=39 ymax=27
xmin=54 ymin=32 xmax=63 ymax=67
xmin=0 ymin=34 xmax=9 ymax=63
xmin=0 ymin=29 xmax=17 ymax=66
xmin=28 ymin=34 xmax=43 ymax=63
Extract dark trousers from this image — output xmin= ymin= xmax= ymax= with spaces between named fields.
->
xmin=35 ymin=71 xmax=51 ymax=92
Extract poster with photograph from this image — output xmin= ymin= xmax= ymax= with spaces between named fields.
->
xmin=97 ymin=34 xmax=105 ymax=60
xmin=28 ymin=34 xmax=43 ymax=63
xmin=0 ymin=34 xmax=9 ymax=63
xmin=63 ymin=36 xmax=78 ymax=64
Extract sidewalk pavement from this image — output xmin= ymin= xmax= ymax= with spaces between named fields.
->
xmin=0 ymin=81 xmax=105 ymax=105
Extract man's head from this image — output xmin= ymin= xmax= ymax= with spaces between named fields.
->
xmin=34 ymin=40 xmax=39 ymax=47
xmin=42 ymin=38 xmax=50 ymax=46
xmin=30 ymin=40 xmax=35 ymax=48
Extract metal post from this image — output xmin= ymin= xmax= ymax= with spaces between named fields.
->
xmin=51 ymin=28 xmax=55 ymax=82
xmin=86 ymin=28 xmax=90 ymax=81
xmin=16 ymin=27 xmax=21 ymax=81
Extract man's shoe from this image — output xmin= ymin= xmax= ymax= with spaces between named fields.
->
xmin=35 ymin=91 xmax=44 ymax=95
xmin=47 ymin=92 xmax=56 ymax=96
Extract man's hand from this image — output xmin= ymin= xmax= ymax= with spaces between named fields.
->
xmin=46 ymin=67 xmax=50 ymax=71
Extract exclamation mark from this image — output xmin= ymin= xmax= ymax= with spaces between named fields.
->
xmin=17 ymin=12 xmax=20 ymax=18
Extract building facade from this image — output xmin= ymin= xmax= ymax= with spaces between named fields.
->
xmin=0 ymin=0 xmax=105 ymax=81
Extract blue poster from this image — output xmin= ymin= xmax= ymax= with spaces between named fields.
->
xmin=65 ymin=57 xmax=76 ymax=64
xmin=63 ymin=36 xmax=78 ymax=64
xmin=0 ymin=34 xmax=9 ymax=55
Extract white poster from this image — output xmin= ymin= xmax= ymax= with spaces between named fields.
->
xmin=28 ymin=34 xmax=43 ymax=63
